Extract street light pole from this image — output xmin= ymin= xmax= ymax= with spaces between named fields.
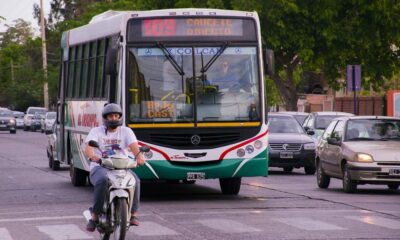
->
xmin=40 ymin=0 xmax=49 ymax=109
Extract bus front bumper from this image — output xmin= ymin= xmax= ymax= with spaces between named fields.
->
xmin=133 ymin=151 xmax=268 ymax=180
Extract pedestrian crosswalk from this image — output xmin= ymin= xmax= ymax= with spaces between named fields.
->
xmin=0 ymin=214 xmax=399 ymax=239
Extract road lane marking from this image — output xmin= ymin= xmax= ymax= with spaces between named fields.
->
xmin=346 ymin=216 xmax=400 ymax=229
xmin=0 ymin=215 xmax=82 ymax=223
xmin=275 ymin=217 xmax=346 ymax=231
xmin=197 ymin=219 xmax=261 ymax=233
xmin=130 ymin=221 xmax=179 ymax=236
xmin=0 ymin=228 xmax=13 ymax=240
xmin=36 ymin=224 xmax=92 ymax=240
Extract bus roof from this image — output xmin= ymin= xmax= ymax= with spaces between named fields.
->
xmin=65 ymin=8 xmax=259 ymax=47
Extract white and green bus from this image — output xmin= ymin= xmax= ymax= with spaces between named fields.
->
xmin=53 ymin=9 xmax=274 ymax=194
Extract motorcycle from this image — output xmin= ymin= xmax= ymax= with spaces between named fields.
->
xmin=83 ymin=140 xmax=149 ymax=240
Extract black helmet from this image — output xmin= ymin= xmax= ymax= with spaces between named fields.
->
xmin=102 ymin=103 xmax=123 ymax=129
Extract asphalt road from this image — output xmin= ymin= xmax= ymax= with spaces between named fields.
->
xmin=0 ymin=130 xmax=399 ymax=240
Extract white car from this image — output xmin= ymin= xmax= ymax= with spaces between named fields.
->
xmin=12 ymin=111 xmax=24 ymax=129
xmin=23 ymin=107 xmax=47 ymax=131
xmin=41 ymin=111 xmax=56 ymax=133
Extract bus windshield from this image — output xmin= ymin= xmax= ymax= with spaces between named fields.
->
xmin=127 ymin=46 xmax=260 ymax=124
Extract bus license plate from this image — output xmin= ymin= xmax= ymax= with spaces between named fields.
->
xmin=389 ymin=168 xmax=400 ymax=176
xmin=280 ymin=152 xmax=293 ymax=159
xmin=187 ymin=172 xmax=205 ymax=180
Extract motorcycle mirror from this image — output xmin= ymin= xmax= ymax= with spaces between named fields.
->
xmin=88 ymin=140 xmax=100 ymax=148
xmin=139 ymin=146 xmax=150 ymax=153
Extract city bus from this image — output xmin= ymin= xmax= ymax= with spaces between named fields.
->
xmin=53 ymin=8 xmax=274 ymax=195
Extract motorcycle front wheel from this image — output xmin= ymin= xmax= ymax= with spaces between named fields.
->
xmin=113 ymin=198 xmax=128 ymax=240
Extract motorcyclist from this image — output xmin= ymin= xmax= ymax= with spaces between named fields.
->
xmin=84 ymin=103 xmax=145 ymax=232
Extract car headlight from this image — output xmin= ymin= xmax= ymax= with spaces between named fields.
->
xmin=303 ymin=143 xmax=316 ymax=150
xmin=9 ymin=119 xmax=15 ymax=124
xmin=354 ymin=153 xmax=374 ymax=163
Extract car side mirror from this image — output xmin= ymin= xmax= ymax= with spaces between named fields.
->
xmin=327 ymin=137 xmax=341 ymax=146
xmin=263 ymin=49 xmax=275 ymax=76
xmin=306 ymin=130 xmax=315 ymax=136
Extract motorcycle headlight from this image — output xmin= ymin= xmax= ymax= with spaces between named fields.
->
xmin=303 ymin=143 xmax=316 ymax=150
xmin=354 ymin=153 xmax=373 ymax=163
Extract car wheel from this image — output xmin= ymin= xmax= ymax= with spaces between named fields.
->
xmin=283 ymin=167 xmax=293 ymax=172
xmin=52 ymin=160 xmax=60 ymax=171
xmin=387 ymin=183 xmax=399 ymax=190
xmin=23 ymin=126 xmax=28 ymax=131
xmin=10 ymin=130 xmax=16 ymax=134
xmin=304 ymin=166 xmax=316 ymax=175
xmin=343 ymin=164 xmax=357 ymax=193
xmin=41 ymin=129 xmax=44 ymax=133
xmin=316 ymin=161 xmax=330 ymax=188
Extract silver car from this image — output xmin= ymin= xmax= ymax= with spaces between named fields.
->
xmin=316 ymin=116 xmax=400 ymax=193
xmin=41 ymin=111 xmax=56 ymax=133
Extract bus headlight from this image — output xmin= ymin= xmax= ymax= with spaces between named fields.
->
xmin=143 ymin=150 xmax=153 ymax=159
xmin=304 ymin=143 xmax=316 ymax=150
xmin=254 ymin=140 xmax=263 ymax=149
xmin=245 ymin=145 xmax=254 ymax=154
xmin=354 ymin=153 xmax=373 ymax=163
xmin=237 ymin=148 xmax=245 ymax=157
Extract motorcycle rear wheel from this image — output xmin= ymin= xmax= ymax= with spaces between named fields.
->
xmin=113 ymin=198 xmax=128 ymax=240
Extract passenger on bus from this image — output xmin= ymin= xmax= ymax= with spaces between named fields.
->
xmin=84 ymin=103 xmax=145 ymax=232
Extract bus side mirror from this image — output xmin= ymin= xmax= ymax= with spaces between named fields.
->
xmin=105 ymin=36 xmax=119 ymax=76
xmin=263 ymin=49 xmax=275 ymax=76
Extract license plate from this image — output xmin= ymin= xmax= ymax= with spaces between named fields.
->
xmin=389 ymin=168 xmax=400 ymax=176
xmin=0 ymin=124 xmax=6 ymax=128
xmin=280 ymin=152 xmax=293 ymax=159
xmin=187 ymin=172 xmax=205 ymax=180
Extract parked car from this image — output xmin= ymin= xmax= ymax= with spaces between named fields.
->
xmin=12 ymin=111 xmax=24 ymax=129
xmin=46 ymin=123 xmax=60 ymax=170
xmin=41 ymin=111 xmax=56 ymax=133
xmin=268 ymin=113 xmax=316 ymax=174
xmin=303 ymin=111 xmax=354 ymax=142
xmin=0 ymin=109 xmax=17 ymax=134
xmin=30 ymin=112 xmax=45 ymax=131
xmin=280 ymin=111 xmax=309 ymax=125
xmin=24 ymin=107 xmax=47 ymax=131
xmin=316 ymin=116 xmax=400 ymax=193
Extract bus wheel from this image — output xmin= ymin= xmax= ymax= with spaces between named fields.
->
xmin=219 ymin=177 xmax=241 ymax=195
xmin=70 ymin=165 xmax=87 ymax=186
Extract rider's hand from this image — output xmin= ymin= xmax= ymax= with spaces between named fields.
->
xmin=89 ymin=155 xmax=101 ymax=162
xmin=136 ymin=154 xmax=146 ymax=166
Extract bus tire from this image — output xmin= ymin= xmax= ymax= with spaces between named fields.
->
xmin=70 ymin=165 xmax=87 ymax=186
xmin=219 ymin=177 xmax=241 ymax=195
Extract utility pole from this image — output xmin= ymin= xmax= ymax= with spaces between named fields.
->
xmin=40 ymin=0 xmax=49 ymax=109
xmin=10 ymin=59 xmax=14 ymax=82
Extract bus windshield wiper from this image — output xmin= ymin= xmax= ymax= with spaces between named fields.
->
xmin=200 ymin=42 xmax=230 ymax=73
xmin=157 ymin=42 xmax=185 ymax=76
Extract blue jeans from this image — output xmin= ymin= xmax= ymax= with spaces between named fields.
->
xmin=90 ymin=166 xmax=140 ymax=214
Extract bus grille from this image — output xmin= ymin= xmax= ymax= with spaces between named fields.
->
xmin=150 ymin=132 xmax=240 ymax=148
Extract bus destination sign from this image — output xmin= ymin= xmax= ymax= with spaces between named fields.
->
xmin=142 ymin=18 xmax=243 ymax=37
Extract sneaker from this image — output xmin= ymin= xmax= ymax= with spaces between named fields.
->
xmin=86 ymin=219 xmax=98 ymax=232
xmin=130 ymin=215 xmax=139 ymax=226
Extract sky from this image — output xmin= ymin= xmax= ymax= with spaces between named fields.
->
xmin=0 ymin=0 xmax=51 ymax=34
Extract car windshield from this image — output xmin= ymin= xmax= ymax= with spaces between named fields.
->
xmin=13 ymin=112 xmax=24 ymax=118
xmin=127 ymin=46 xmax=260 ymax=123
xmin=0 ymin=110 xmax=13 ymax=117
xmin=346 ymin=119 xmax=400 ymax=141
xmin=293 ymin=115 xmax=308 ymax=125
xmin=46 ymin=112 xmax=56 ymax=119
xmin=28 ymin=108 xmax=46 ymax=115
xmin=269 ymin=116 xmax=304 ymax=134
xmin=315 ymin=115 xmax=340 ymax=129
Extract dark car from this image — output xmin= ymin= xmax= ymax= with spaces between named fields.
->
xmin=268 ymin=113 xmax=316 ymax=174
xmin=280 ymin=111 xmax=309 ymax=125
xmin=302 ymin=111 xmax=354 ymax=143
xmin=316 ymin=116 xmax=400 ymax=193
xmin=0 ymin=109 xmax=17 ymax=134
